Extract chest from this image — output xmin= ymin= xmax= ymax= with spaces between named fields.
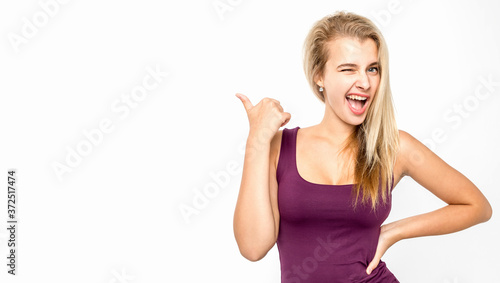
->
xmin=296 ymin=138 xmax=356 ymax=186
xmin=277 ymin=176 xmax=391 ymax=228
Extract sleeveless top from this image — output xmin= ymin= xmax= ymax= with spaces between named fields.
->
xmin=276 ymin=126 xmax=399 ymax=283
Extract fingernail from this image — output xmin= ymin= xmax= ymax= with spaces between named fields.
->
xmin=366 ymin=268 xmax=371 ymax=275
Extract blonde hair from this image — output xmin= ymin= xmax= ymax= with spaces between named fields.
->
xmin=303 ymin=11 xmax=400 ymax=212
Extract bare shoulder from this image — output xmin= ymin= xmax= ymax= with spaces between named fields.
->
xmin=394 ymin=129 xmax=421 ymax=182
xmin=397 ymin=129 xmax=414 ymax=160
xmin=398 ymin=129 xmax=418 ymax=149
xmin=396 ymin=129 xmax=415 ymax=176
xmin=396 ymin=129 xmax=444 ymax=178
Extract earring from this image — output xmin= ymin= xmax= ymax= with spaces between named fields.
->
xmin=319 ymin=86 xmax=324 ymax=92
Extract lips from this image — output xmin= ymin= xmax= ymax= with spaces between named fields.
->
xmin=345 ymin=93 xmax=370 ymax=115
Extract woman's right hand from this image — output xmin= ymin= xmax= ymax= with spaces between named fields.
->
xmin=235 ymin=93 xmax=291 ymax=144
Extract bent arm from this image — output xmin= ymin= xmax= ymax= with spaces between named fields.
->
xmin=233 ymin=133 xmax=277 ymax=261
xmin=386 ymin=130 xmax=493 ymax=242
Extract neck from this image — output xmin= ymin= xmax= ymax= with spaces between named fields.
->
xmin=314 ymin=103 xmax=357 ymax=146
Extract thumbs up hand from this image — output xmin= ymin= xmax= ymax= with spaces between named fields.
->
xmin=235 ymin=93 xmax=291 ymax=144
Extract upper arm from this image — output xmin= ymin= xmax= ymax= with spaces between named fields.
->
xmin=269 ymin=130 xmax=283 ymax=242
xmin=398 ymin=130 xmax=492 ymax=217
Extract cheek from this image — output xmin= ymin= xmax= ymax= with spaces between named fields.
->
xmin=324 ymin=77 xmax=351 ymax=96
xmin=325 ymin=90 xmax=346 ymax=107
xmin=372 ymin=76 xmax=381 ymax=89
xmin=324 ymin=77 xmax=351 ymax=105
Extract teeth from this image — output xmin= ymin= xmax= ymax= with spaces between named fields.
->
xmin=346 ymin=95 xmax=367 ymax=101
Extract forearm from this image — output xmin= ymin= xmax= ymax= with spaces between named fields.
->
xmin=233 ymin=135 xmax=275 ymax=260
xmin=387 ymin=204 xmax=490 ymax=242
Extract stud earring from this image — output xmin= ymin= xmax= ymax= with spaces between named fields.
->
xmin=319 ymin=86 xmax=324 ymax=92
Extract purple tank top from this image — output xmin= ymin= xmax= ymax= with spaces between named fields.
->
xmin=276 ymin=126 xmax=399 ymax=283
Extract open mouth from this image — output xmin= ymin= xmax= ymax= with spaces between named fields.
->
xmin=345 ymin=94 xmax=369 ymax=114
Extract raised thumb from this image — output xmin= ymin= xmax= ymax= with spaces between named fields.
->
xmin=235 ymin=93 xmax=253 ymax=112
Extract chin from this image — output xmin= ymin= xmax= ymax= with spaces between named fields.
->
xmin=344 ymin=116 xmax=366 ymax=127
xmin=350 ymin=119 xmax=365 ymax=126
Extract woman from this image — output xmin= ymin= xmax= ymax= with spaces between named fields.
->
xmin=233 ymin=11 xmax=492 ymax=282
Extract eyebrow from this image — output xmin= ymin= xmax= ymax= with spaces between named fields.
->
xmin=337 ymin=62 xmax=379 ymax=69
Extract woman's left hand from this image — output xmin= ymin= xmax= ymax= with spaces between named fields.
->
xmin=366 ymin=222 xmax=401 ymax=275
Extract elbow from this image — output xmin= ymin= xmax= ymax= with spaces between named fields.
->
xmin=238 ymin=246 xmax=268 ymax=262
xmin=474 ymin=198 xmax=493 ymax=223
xmin=243 ymin=250 xmax=266 ymax=262
xmin=235 ymin=235 xmax=275 ymax=262
xmin=481 ymin=201 xmax=493 ymax=222
xmin=234 ymin=228 xmax=276 ymax=262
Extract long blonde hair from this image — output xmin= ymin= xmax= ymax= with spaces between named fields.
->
xmin=303 ymin=11 xmax=400 ymax=212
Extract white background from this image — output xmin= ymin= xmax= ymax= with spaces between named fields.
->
xmin=0 ymin=0 xmax=499 ymax=282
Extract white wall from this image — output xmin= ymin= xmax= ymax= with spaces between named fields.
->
xmin=0 ymin=0 xmax=498 ymax=282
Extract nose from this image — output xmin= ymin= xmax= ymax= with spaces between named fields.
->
xmin=355 ymin=72 xmax=370 ymax=90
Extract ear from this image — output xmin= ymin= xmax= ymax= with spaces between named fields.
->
xmin=314 ymin=73 xmax=324 ymax=88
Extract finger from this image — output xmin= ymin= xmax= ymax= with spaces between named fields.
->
xmin=366 ymin=256 xmax=380 ymax=275
xmin=275 ymin=102 xmax=284 ymax=112
xmin=269 ymin=98 xmax=280 ymax=104
xmin=235 ymin=93 xmax=253 ymax=112
xmin=280 ymin=112 xmax=291 ymax=127
xmin=271 ymin=99 xmax=284 ymax=111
